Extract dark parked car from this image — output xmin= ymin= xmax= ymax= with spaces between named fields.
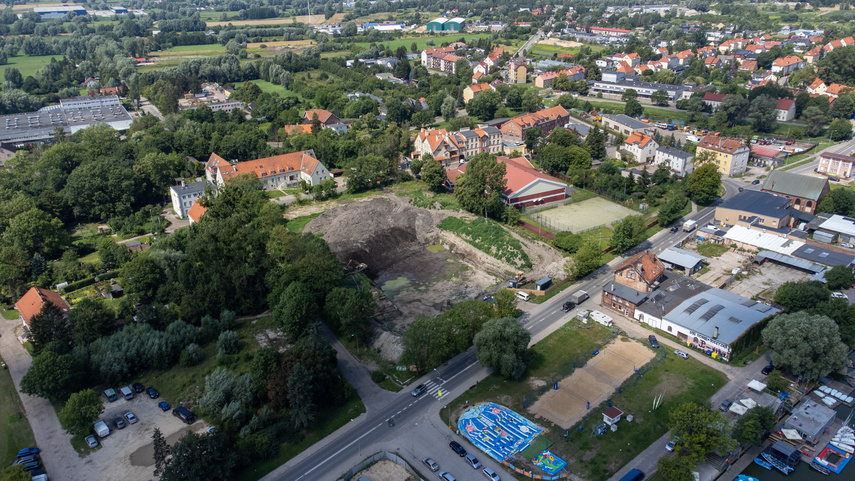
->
xmin=648 ymin=335 xmax=659 ymax=349
xmin=411 ymin=384 xmax=428 ymax=397
xmin=562 ymin=301 xmax=574 ymax=311
xmin=114 ymin=417 xmax=126 ymax=429
xmin=752 ymin=179 xmax=760 ymax=185
xmin=147 ymin=387 xmax=159 ymax=399
xmin=761 ymin=364 xmax=774 ymax=375
xmin=17 ymin=448 xmax=40 ymax=458
xmin=173 ymin=406 xmax=197 ymax=424
xmin=158 ymin=401 xmax=171 ymax=412
xmin=669 ymin=226 xmax=679 ymax=233
xmin=720 ymin=399 xmax=733 ymax=412
xmin=13 ymin=454 xmax=38 ymax=465
xmin=132 ymin=383 xmax=144 ymax=393
xmin=449 ymin=440 xmax=467 ymax=457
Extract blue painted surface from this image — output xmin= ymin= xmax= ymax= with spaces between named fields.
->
xmin=458 ymin=402 xmax=543 ymax=462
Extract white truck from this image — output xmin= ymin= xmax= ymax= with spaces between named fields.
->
xmin=569 ymin=290 xmax=589 ymax=304
xmin=94 ymin=420 xmax=110 ymax=438
xmin=682 ymin=219 xmax=697 ymax=232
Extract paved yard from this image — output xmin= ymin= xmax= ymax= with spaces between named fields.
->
xmin=0 ymin=315 xmax=209 ymax=481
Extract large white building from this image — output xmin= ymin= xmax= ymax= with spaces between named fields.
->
xmin=169 ymin=180 xmax=215 ymax=218
xmin=0 ymin=95 xmax=134 ymax=144
xmin=205 ymin=150 xmax=330 ymax=190
xmin=654 ymin=145 xmax=694 ymax=178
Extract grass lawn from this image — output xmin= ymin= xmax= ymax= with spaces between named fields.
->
xmin=442 ymin=326 xmax=726 ymax=481
xmin=0 ymin=359 xmax=37 ymax=466
xmin=286 ymin=212 xmax=324 ymax=234
xmin=1 ymin=54 xmax=64 ymax=79
xmin=438 ymin=217 xmax=532 ymax=269
xmin=1 ymin=309 xmax=19 ymax=320
xmin=234 ymin=80 xmax=303 ymax=99
xmin=393 ymin=180 xmax=461 ymax=211
xmin=696 ymin=242 xmax=730 ymax=257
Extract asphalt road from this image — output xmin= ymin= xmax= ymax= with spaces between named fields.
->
xmin=265 ymin=179 xmax=745 ymax=481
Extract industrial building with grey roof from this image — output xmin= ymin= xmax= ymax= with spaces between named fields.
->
xmin=0 ymin=95 xmax=133 ymax=144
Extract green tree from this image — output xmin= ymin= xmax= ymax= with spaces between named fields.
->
xmin=152 ymin=428 xmax=171 ymax=477
xmin=97 ymin=238 xmax=130 ymax=268
xmin=762 ymin=312 xmax=849 ymax=380
xmin=624 ymin=98 xmax=644 ymax=117
xmin=765 ymin=369 xmax=790 ymax=393
xmin=525 ymin=127 xmax=542 ymax=152
xmin=825 ymin=265 xmax=855 ymax=290
xmin=28 ymin=302 xmax=71 ymax=354
xmin=802 ymin=106 xmax=829 ymax=137
xmin=610 ymin=215 xmax=647 ymax=253
xmin=58 ymin=389 xmax=104 ymax=436
xmin=650 ymin=89 xmax=669 ymax=106
xmin=70 ymin=298 xmax=115 ymax=345
xmin=748 ymin=94 xmax=779 ymax=132
xmin=773 ymin=280 xmax=830 ymax=311
xmin=733 ymin=406 xmax=776 ymax=446
xmin=572 ymin=240 xmax=604 ymax=279
xmin=421 ymin=158 xmax=448 ymax=192
xmin=585 ymin=126 xmax=607 ymax=160
xmin=669 ymin=402 xmax=736 ymax=464
xmin=828 ymin=118 xmax=854 ymax=141
xmin=473 ymin=317 xmax=530 ymax=380
xmin=536 ymin=144 xmax=570 ymax=173
xmin=121 ymin=253 xmax=163 ymax=303
xmin=287 ymin=363 xmax=316 ymax=430
xmin=658 ymin=193 xmax=688 ymax=228
xmin=657 ymin=456 xmax=694 ymax=481
xmin=324 ymin=287 xmax=375 ymax=341
xmin=492 ymin=289 xmax=518 ymax=318
xmin=553 ymin=231 xmax=583 ymax=253
xmin=274 ymin=282 xmax=318 ymax=342
xmin=441 ymin=96 xmax=457 ymax=122
xmin=409 ymin=157 xmax=424 ymax=176
xmin=718 ymin=95 xmax=749 ymax=127
xmin=453 ymin=153 xmax=507 ymax=219
xmin=1 ymin=207 xmax=70 ymax=258
xmin=621 ymin=89 xmax=639 ymax=101
xmin=506 ymin=88 xmax=523 ymax=109
xmin=686 ymin=162 xmax=721 ymax=205
xmin=160 ymin=431 xmax=238 ymax=481
xmin=412 ymin=109 xmax=434 ymax=129
xmin=466 ymin=89 xmax=502 ymax=121
xmin=20 ymin=350 xmax=76 ymax=401
xmin=522 ymin=90 xmax=544 ymax=113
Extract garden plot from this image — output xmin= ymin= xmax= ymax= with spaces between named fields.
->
xmin=529 ymin=197 xmax=639 ymax=233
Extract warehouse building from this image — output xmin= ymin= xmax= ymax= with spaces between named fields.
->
xmin=33 ymin=5 xmax=88 ymax=18
xmin=0 ymin=95 xmax=134 ymax=145
xmin=427 ymin=18 xmax=448 ymax=32
xmin=427 ymin=17 xmax=466 ymax=32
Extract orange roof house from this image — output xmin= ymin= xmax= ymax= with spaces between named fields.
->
xmin=205 ymin=150 xmax=330 ymax=190
xmin=302 ymin=109 xmax=340 ymax=126
xmin=281 ymin=124 xmax=313 ymax=136
xmin=187 ymin=199 xmax=207 ymax=224
xmin=445 ymin=156 xmax=567 ymax=208
xmin=15 ymin=286 xmax=70 ymax=329
xmin=613 ymin=250 xmax=665 ymax=292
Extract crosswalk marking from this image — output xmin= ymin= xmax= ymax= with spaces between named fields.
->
xmin=422 ymin=380 xmax=450 ymax=399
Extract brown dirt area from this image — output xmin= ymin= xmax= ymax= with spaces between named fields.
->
xmin=538 ymin=38 xmax=583 ymax=48
xmin=530 ymin=339 xmax=655 ymax=429
xmin=208 ymin=13 xmax=344 ymax=27
xmin=353 ymin=459 xmax=416 ymax=481
xmin=303 ymin=194 xmax=568 ymax=360
xmin=247 ymin=40 xmax=316 ymax=49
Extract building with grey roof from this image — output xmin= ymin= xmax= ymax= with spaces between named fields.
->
xmin=592 ymin=80 xmax=689 ymax=100
xmin=715 ymin=190 xmax=794 ymax=230
xmin=816 ymin=214 xmax=855 ymax=244
xmin=34 ymin=5 xmax=87 ymax=18
xmin=602 ymin=114 xmax=655 ymax=137
xmin=654 ymin=145 xmax=694 ymax=178
xmin=0 ymin=95 xmax=133 ymax=145
xmin=656 ymin=288 xmax=779 ymax=361
xmin=635 ymin=271 xmax=710 ymax=330
xmin=658 ymin=247 xmax=707 ymax=275
xmin=761 ymin=170 xmax=829 ymax=215
xmin=783 ymin=399 xmax=836 ymax=442
xmin=791 ymin=244 xmax=855 ymax=268
xmin=169 ymin=180 xmax=215 ymax=218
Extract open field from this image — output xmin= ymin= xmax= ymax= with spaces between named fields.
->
xmin=1 ymin=54 xmax=64 ymax=79
xmin=0 ymin=357 xmax=37 ymax=467
xmin=247 ymin=39 xmax=316 ymax=49
xmin=531 ymin=197 xmax=639 ymax=233
xmin=531 ymin=338 xmax=656 ymax=429
xmin=538 ymin=38 xmax=584 ymax=48
xmin=206 ymin=13 xmax=344 ymax=27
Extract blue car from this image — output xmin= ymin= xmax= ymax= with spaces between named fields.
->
xmin=17 ymin=447 xmax=40 ymax=458
xmin=147 ymin=387 xmax=159 ymax=399
xmin=158 ymin=401 xmax=170 ymax=412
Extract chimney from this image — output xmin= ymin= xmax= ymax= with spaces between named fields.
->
xmin=611 ymin=284 xmax=615 ymax=291
xmin=714 ymin=326 xmax=719 ymax=339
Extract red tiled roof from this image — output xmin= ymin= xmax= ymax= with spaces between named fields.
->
xmin=625 ymin=132 xmax=653 ymax=148
xmin=282 ymin=124 xmax=313 ymax=135
xmin=809 ymin=78 xmax=825 ymax=89
xmin=468 ymin=83 xmax=493 ymax=93
xmin=616 ymin=250 xmax=664 ymax=284
xmin=15 ymin=286 xmax=70 ymax=327
xmin=698 ymin=135 xmax=746 ymax=154
xmin=303 ymin=109 xmax=336 ymax=124
xmin=505 ymin=105 xmax=569 ymax=131
xmin=187 ymin=199 xmax=207 ymax=223
xmin=220 ymin=151 xmax=321 ymax=181
xmin=776 ymin=99 xmax=795 ymax=111
xmin=703 ymin=93 xmax=727 ymax=102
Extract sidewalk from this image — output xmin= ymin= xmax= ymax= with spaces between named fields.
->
xmin=322 ymin=326 xmax=397 ymax=412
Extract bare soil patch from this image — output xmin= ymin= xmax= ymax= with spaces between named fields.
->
xmin=248 ymin=40 xmax=316 ymax=49
xmin=530 ymin=339 xmax=655 ymax=429
xmin=538 ymin=38 xmax=583 ymax=48
xmin=352 ymin=459 xmax=416 ymax=481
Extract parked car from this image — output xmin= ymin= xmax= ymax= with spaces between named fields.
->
xmin=13 ymin=454 xmax=39 ymax=465
xmin=125 ymin=412 xmax=138 ymax=424
xmin=832 ymin=292 xmax=849 ymax=300
xmin=751 ymin=179 xmax=760 ymax=185
xmin=1 ymin=360 xmax=6 ymax=369
xmin=761 ymin=364 xmax=774 ymax=375
xmin=422 ymin=458 xmax=440 ymax=472
xmin=147 ymin=387 xmax=160 ymax=399
xmin=841 ymin=243 xmax=854 ymax=249
xmin=158 ymin=401 xmax=171 ymax=412
xmin=85 ymin=435 xmax=99 ymax=448
xmin=411 ymin=384 xmax=427 ymax=397
xmin=132 ymin=383 xmax=144 ymax=393
xmin=114 ymin=418 xmax=126 ymax=429
xmin=449 ymin=440 xmax=466 ymax=457
xmin=648 ymin=335 xmax=659 ymax=349
xmin=720 ymin=399 xmax=733 ymax=412
xmin=738 ymin=187 xmax=744 ymax=192
xmin=482 ymin=467 xmax=501 ymax=480
xmin=674 ymin=350 xmax=689 ymax=359
xmin=173 ymin=406 xmax=197 ymax=424
xmin=465 ymin=454 xmax=482 ymax=469
xmin=16 ymin=448 xmax=39 ymax=458
xmin=439 ymin=472 xmax=456 ymax=481
xmin=22 ymin=461 xmax=41 ymax=472
xmin=665 ymin=440 xmax=676 ymax=452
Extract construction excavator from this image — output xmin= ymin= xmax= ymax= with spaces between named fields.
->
xmin=346 ymin=259 xmax=368 ymax=273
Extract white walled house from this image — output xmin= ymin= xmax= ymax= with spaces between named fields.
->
xmin=620 ymin=132 xmax=658 ymax=163
xmin=654 ymin=146 xmax=694 ymax=178
xmin=169 ymin=180 xmax=215 ymax=218
xmin=206 ymin=150 xmax=330 ymax=190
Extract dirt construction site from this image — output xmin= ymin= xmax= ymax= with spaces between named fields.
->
xmin=530 ymin=338 xmax=655 ymax=429
xmin=303 ymin=195 xmax=569 ymax=360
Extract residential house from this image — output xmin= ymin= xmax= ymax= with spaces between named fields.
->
xmin=414 ymin=128 xmax=461 ymax=163
xmin=704 ymin=56 xmax=722 ymax=69
xmin=807 ymin=78 xmax=827 ymax=95
xmin=738 ymin=60 xmax=758 ymax=72
xmin=621 ymin=52 xmax=641 ymax=67
xmin=422 ymin=47 xmax=460 ymax=73
xmin=169 ymin=180 xmax=214 ymax=218
xmin=281 ymin=124 xmax=314 ymax=136
xmin=534 ymin=66 xmax=585 ymax=88
xmin=804 ymin=47 xmax=822 ymax=64
xmin=302 ymin=109 xmax=340 ymax=127
xmin=484 ymin=47 xmax=504 ymax=68
xmin=602 ymin=114 xmax=655 ymax=137
xmin=421 ymin=46 xmax=455 ymax=67
xmin=771 ymin=55 xmax=805 ymax=75
xmin=463 ymin=83 xmax=495 ymax=104
xmin=445 ymin=156 xmax=568 ymax=208
xmin=450 ymin=127 xmax=503 ymax=158
xmin=676 ymin=50 xmax=695 ymax=66
xmin=818 ymin=152 xmax=855 ymax=179
xmin=823 ymin=36 xmax=855 ymax=53
xmin=825 ymin=83 xmax=854 ymax=98
xmin=500 ymin=106 xmax=570 ymax=142
xmin=15 ymin=286 xmax=70 ymax=331
xmin=602 ymin=250 xmax=665 ymax=318
xmin=696 ymin=135 xmax=750 ymax=177
xmin=187 ymin=199 xmax=207 ymax=224
xmin=654 ymin=146 xmax=694 ymax=177
xmin=761 ymin=170 xmax=829 ymax=215
xmin=776 ymin=98 xmax=796 ymax=121
xmin=507 ymin=58 xmax=528 ymax=84
xmin=206 ymin=151 xmax=329 ymax=190
xmin=621 ymin=132 xmax=658 ymax=163
xmin=703 ymin=92 xmax=727 ymax=110
xmin=715 ymin=190 xmax=795 ymax=229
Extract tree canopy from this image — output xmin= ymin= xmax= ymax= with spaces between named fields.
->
xmin=762 ymin=312 xmax=848 ymax=381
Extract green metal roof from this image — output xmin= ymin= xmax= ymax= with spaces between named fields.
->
xmin=761 ymin=170 xmax=828 ymax=201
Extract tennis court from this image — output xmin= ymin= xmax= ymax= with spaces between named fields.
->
xmin=529 ymin=197 xmax=639 ymax=233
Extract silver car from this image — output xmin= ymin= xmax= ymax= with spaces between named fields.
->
xmin=483 ymin=467 xmax=501 ymax=480
xmin=674 ymin=350 xmax=689 ymax=359
xmin=422 ymin=458 xmax=439 ymax=472
xmin=85 ymin=435 xmax=99 ymax=448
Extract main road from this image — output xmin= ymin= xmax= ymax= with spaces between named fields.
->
xmin=265 ymin=179 xmax=744 ymax=481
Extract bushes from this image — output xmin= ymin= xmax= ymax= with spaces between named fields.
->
xmin=217 ymin=331 xmax=239 ymax=357
xmin=202 ymin=310 xmax=237 ymax=341
xmin=180 ymin=343 xmax=204 ymax=367
xmin=553 ymin=231 xmax=582 ymax=253
xmin=438 ymin=217 xmax=532 ymax=269
xmin=370 ymin=371 xmax=386 ymax=383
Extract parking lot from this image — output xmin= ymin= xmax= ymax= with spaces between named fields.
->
xmin=83 ymin=391 xmax=208 ymax=481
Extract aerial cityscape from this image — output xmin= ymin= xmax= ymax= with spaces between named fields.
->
xmin=1 ymin=1 xmax=855 ymax=481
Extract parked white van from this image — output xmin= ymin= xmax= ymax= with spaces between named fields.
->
xmin=516 ymin=291 xmax=530 ymax=301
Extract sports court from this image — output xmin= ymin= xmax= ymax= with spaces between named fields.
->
xmin=530 ymin=197 xmax=639 ymax=233
xmin=458 ymin=403 xmax=543 ymax=462
xmin=530 ymin=338 xmax=655 ymax=429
